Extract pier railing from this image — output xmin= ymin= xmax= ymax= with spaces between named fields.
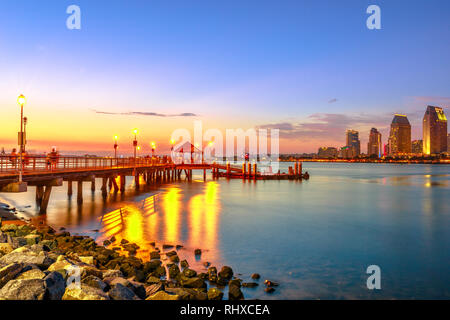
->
xmin=0 ymin=155 xmax=170 ymax=174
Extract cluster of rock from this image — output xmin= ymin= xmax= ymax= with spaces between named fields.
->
xmin=0 ymin=222 xmax=273 ymax=300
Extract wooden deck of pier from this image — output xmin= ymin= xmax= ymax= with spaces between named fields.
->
xmin=0 ymin=155 xmax=307 ymax=214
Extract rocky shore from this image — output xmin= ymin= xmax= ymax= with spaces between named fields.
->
xmin=0 ymin=220 xmax=276 ymax=300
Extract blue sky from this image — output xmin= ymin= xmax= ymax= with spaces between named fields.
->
xmin=0 ymin=0 xmax=449 ymax=152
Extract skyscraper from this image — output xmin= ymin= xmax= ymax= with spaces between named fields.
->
xmin=448 ymin=134 xmax=450 ymax=152
xmin=367 ymin=128 xmax=382 ymax=157
xmin=412 ymin=140 xmax=423 ymax=154
xmin=346 ymin=130 xmax=360 ymax=157
xmin=423 ymin=106 xmax=447 ymax=155
xmin=388 ymin=114 xmax=411 ymax=155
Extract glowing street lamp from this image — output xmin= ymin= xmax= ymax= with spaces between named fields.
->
xmin=133 ymin=129 xmax=138 ymax=159
xmin=151 ymin=141 xmax=156 ymax=157
xmin=17 ymin=94 xmax=26 ymax=182
xmin=113 ymin=135 xmax=118 ymax=158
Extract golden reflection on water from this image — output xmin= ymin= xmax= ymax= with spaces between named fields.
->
xmin=97 ymin=181 xmax=221 ymax=262
xmin=163 ymin=187 xmax=181 ymax=243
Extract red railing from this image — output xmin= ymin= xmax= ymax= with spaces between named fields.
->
xmin=0 ymin=155 xmax=171 ymax=175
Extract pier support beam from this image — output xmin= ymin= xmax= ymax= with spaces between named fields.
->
xmin=77 ymin=180 xmax=83 ymax=204
xmin=111 ymin=176 xmax=119 ymax=193
xmin=91 ymin=177 xmax=96 ymax=192
xmin=39 ymin=186 xmax=52 ymax=214
xmin=101 ymin=177 xmax=108 ymax=196
xmin=120 ymin=175 xmax=126 ymax=192
xmin=67 ymin=180 xmax=73 ymax=197
xmin=36 ymin=185 xmax=44 ymax=203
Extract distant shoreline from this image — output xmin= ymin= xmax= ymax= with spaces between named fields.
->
xmin=279 ymin=159 xmax=450 ymax=164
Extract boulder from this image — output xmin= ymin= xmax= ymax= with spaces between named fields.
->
xmin=102 ymin=269 xmax=123 ymax=279
xmin=218 ymin=266 xmax=233 ymax=280
xmin=169 ymin=255 xmax=180 ymax=263
xmin=0 ymin=243 xmax=13 ymax=255
xmin=24 ymin=234 xmax=41 ymax=245
xmin=82 ymin=275 xmax=108 ymax=292
xmin=166 ymin=287 xmax=207 ymax=300
xmin=207 ymin=266 xmax=218 ymax=283
xmin=62 ymin=284 xmax=110 ymax=300
xmin=0 ymin=279 xmax=46 ymax=300
xmin=44 ymin=272 xmax=66 ymax=300
xmin=146 ymin=276 xmax=161 ymax=285
xmin=16 ymin=268 xmax=46 ymax=280
xmin=0 ymin=224 xmax=17 ymax=233
xmin=145 ymin=283 xmax=163 ymax=297
xmin=150 ymin=251 xmax=160 ymax=260
xmin=194 ymin=249 xmax=201 ymax=255
xmin=9 ymin=237 xmax=27 ymax=249
xmin=168 ymin=264 xmax=180 ymax=279
xmin=0 ymin=231 xmax=7 ymax=243
xmin=179 ymin=276 xmax=206 ymax=289
xmin=264 ymin=287 xmax=275 ymax=293
xmin=79 ymin=256 xmax=94 ymax=265
xmin=180 ymin=259 xmax=189 ymax=269
xmin=228 ymin=284 xmax=244 ymax=300
xmin=0 ymin=247 xmax=55 ymax=269
xmin=251 ymin=273 xmax=260 ymax=280
xmin=146 ymin=290 xmax=180 ymax=300
xmin=109 ymin=283 xmax=140 ymax=300
xmin=165 ymin=250 xmax=177 ymax=257
xmin=150 ymin=266 xmax=166 ymax=278
xmin=207 ymin=287 xmax=224 ymax=300
xmin=47 ymin=256 xmax=74 ymax=278
xmin=182 ymin=268 xmax=197 ymax=278
xmin=0 ymin=263 xmax=23 ymax=288
xmin=242 ymin=282 xmax=259 ymax=288
xmin=143 ymin=260 xmax=161 ymax=274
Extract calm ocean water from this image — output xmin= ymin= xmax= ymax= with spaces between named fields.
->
xmin=1 ymin=162 xmax=449 ymax=299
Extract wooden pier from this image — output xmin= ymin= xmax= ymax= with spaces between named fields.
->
xmin=0 ymin=155 xmax=308 ymax=214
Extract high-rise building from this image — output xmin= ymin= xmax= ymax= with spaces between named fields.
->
xmin=317 ymin=147 xmax=338 ymax=158
xmin=367 ymin=128 xmax=382 ymax=157
xmin=423 ymin=106 xmax=447 ymax=155
xmin=388 ymin=114 xmax=411 ymax=155
xmin=346 ymin=130 xmax=360 ymax=157
xmin=448 ymin=134 xmax=450 ymax=152
xmin=412 ymin=140 xmax=423 ymax=154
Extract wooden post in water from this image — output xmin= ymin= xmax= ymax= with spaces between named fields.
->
xmin=40 ymin=186 xmax=53 ymax=214
xmin=120 ymin=175 xmax=126 ymax=192
xmin=111 ymin=176 xmax=119 ymax=193
xmin=253 ymin=163 xmax=257 ymax=180
xmin=91 ymin=177 xmax=96 ymax=192
xmin=134 ymin=173 xmax=140 ymax=189
xmin=67 ymin=180 xmax=73 ymax=197
xmin=203 ymin=169 xmax=206 ymax=181
xmin=242 ymin=163 xmax=246 ymax=178
xmin=294 ymin=162 xmax=299 ymax=177
xmin=77 ymin=180 xmax=83 ymax=204
xmin=299 ymin=162 xmax=302 ymax=176
xmin=248 ymin=162 xmax=252 ymax=180
xmin=101 ymin=177 xmax=108 ymax=196
xmin=36 ymin=185 xmax=44 ymax=202
xmin=226 ymin=162 xmax=231 ymax=178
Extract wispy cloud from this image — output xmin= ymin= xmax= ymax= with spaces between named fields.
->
xmin=328 ymin=98 xmax=338 ymax=104
xmin=91 ymin=109 xmax=198 ymax=117
xmin=256 ymin=112 xmax=393 ymax=150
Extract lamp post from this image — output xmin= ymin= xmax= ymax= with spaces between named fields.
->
xmin=151 ymin=142 xmax=156 ymax=157
xmin=17 ymin=94 xmax=26 ymax=182
xmin=23 ymin=117 xmax=28 ymax=153
xmin=133 ymin=129 xmax=138 ymax=159
xmin=113 ymin=135 xmax=118 ymax=158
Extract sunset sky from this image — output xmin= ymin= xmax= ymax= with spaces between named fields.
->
xmin=0 ymin=0 xmax=449 ymax=155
